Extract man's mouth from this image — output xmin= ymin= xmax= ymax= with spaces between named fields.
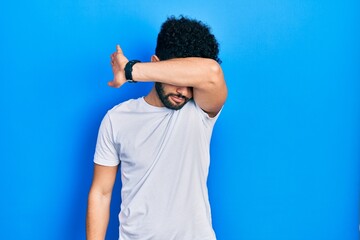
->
xmin=169 ymin=95 xmax=186 ymax=104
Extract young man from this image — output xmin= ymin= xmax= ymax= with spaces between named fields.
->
xmin=86 ymin=16 xmax=227 ymax=240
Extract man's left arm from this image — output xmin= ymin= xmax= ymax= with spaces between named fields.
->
xmin=109 ymin=45 xmax=227 ymax=117
xmin=135 ymin=57 xmax=227 ymax=117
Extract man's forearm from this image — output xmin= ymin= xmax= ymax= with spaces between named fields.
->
xmin=131 ymin=57 xmax=226 ymax=115
xmin=109 ymin=45 xmax=227 ymax=115
xmin=132 ymin=57 xmax=222 ymax=88
xmin=86 ymin=191 xmax=111 ymax=240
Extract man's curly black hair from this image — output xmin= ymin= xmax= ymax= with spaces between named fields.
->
xmin=155 ymin=16 xmax=221 ymax=63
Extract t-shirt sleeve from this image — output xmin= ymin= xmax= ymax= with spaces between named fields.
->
xmin=93 ymin=113 xmax=120 ymax=166
xmin=194 ymin=101 xmax=223 ymax=128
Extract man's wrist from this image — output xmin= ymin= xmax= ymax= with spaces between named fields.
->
xmin=124 ymin=60 xmax=141 ymax=83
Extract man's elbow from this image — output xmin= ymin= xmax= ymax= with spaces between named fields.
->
xmin=207 ymin=60 xmax=224 ymax=86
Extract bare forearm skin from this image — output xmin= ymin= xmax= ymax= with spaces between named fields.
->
xmin=132 ymin=57 xmax=227 ymax=115
xmin=86 ymin=190 xmax=112 ymax=240
xmin=109 ymin=45 xmax=227 ymax=116
xmin=132 ymin=57 xmax=221 ymax=87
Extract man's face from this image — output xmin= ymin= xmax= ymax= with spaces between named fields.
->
xmin=155 ymin=82 xmax=192 ymax=110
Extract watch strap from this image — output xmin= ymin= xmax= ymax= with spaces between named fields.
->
xmin=125 ymin=60 xmax=140 ymax=83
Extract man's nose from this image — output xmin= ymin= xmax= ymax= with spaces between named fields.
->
xmin=176 ymin=86 xmax=190 ymax=96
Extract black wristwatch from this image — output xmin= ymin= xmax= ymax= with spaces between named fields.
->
xmin=124 ymin=60 xmax=141 ymax=83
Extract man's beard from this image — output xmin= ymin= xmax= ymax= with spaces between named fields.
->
xmin=155 ymin=83 xmax=190 ymax=110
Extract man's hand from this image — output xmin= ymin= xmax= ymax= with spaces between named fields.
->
xmin=108 ymin=45 xmax=129 ymax=88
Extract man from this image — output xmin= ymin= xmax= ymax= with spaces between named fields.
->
xmin=86 ymin=16 xmax=227 ymax=240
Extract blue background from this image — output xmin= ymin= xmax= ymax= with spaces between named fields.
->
xmin=0 ymin=0 xmax=359 ymax=239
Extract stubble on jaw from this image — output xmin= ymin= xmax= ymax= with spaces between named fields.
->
xmin=155 ymin=83 xmax=190 ymax=110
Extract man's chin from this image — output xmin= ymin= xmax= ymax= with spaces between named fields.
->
xmin=165 ymin=102 xmax=187 ymax=110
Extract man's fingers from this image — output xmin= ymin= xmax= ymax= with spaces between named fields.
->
xmin=108 ymin=45 xmax=125 ymax=88
xmin=108 ymin=81 xmax=114 ymax=87
xmin=116 ymin=45 xmax=123 ymax=54
xmin=108 ymin=80 xmax=119 ymax=88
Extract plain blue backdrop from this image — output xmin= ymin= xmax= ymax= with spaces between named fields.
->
xmin=0 ymin=0 xmax=359 ymax=239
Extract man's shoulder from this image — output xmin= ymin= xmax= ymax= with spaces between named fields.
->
xmin=108 ymin=97 xmax=143 ymax=114
xmin=184 ymin=99 xmax=222 ymax=125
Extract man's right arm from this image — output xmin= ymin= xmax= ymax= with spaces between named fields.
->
xmin=86 ymin=164 xmax=118 ymax=240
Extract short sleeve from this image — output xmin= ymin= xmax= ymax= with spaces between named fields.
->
xmin=93 ymin=113 xmax=120 ymax=166
xmin=194 ymin=101 xmax=223 ymax=128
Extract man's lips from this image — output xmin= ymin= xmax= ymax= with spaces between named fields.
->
xmin=170 ymin=95 xmax=185 ymax=104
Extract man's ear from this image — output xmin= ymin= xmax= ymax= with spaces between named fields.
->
xmin=151 ymin=55 xmax=160 ymax=62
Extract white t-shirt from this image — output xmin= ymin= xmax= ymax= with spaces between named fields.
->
xmin=94 ymin=97 xmax=220 ymax=240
